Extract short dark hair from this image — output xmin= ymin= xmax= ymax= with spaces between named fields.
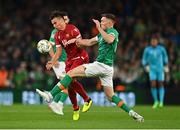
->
xmin=50 ymin=10 xmax=68 ymax=20
xmin=101 ymin=13 xmax=116 ymax=22
xmin=151 ymin=34 xmax=159 ymax=39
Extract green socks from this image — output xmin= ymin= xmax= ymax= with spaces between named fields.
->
xmin=60 ymin=75 xmax=73 ymax=88
xmin=112 ymin=95 xmax=131 ymax=113
xmin=50 ymin=82 xmax=61 ymax=97
xmin=54 ymin=92 xmax=68 ymax=103
xmin=50 ymin=75 xmax=73 ymax=97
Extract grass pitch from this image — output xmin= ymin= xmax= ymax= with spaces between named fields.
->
xmin=0 ymin=104 xmax=180 ymax=129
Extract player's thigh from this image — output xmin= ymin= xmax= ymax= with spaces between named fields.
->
xmin=67 ymin=65 xmax=86 ymax=77
xmin=100 ymin=75 xmax=113 ymax=88
xmin=157 ymin=71 xmax=165 ymax=81
xmin=53 ymin=62 xmax=66 ymax=79
xmin=149 ymin=70 xmax=157 ymax=81
xmin=83 ymin=62 xmax=112 ymax=77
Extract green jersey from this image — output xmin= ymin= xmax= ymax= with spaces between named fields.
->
xmin=49 ymin=29 xmax=67 ymax=62
xmin=96 ymin=28 xmax=119 ymax=66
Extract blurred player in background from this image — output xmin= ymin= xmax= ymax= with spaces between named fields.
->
xmin=37 ymin=10 xmax=92 ymax=121
xmin=47 ymin=12 xmax=69 ymax=115
xmin=142 ymin=35 xmax=169 ymax=109
xmin=37 ymin=13 xmax=144 ymax=122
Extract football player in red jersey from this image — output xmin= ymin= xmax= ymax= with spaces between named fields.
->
xmin=42 ymin=10 xmax=92 ymax=121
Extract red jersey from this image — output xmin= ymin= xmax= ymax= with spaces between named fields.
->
xmin=55 ymin=24 xmax=88 ymax=61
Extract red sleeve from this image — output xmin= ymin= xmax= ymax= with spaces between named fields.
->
xmin=55 ymin=31 xmax=61 ymax=47
xmin=71 ymin=25 xmax=81 ymax=38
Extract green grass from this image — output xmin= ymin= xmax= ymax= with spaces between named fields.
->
xmin=0 ymin=104 xmax=180 ymax=129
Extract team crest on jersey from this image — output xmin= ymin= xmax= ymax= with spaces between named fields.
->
xmin=62 ymin=40 xmax=68 ymax=47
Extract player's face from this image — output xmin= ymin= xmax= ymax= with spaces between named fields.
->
xmin=51 ymin=17 xmax=66 ymax=31
xmin=151 ymin=38 xmax=158 ymax=47
xmin=100 ymin=17 xmax=109 ymax=30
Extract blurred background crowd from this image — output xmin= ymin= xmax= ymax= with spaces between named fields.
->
xmin=0 ymin=0 xmax=179 ymax=99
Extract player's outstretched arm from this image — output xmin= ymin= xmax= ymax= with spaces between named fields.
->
xmin=76 ymin=37 xmax=97 ymax=47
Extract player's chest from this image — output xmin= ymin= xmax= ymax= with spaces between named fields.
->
xmin=58 ymin=32 xmax=73 ymax=47
xmin=149 ymin=49 xmax=161 ymax=57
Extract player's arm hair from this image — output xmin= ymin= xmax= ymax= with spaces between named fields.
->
xmin=76 ymin=37 xmax=98 ymax=46
xmin=51 ymin=46 xmax=62 ymax=65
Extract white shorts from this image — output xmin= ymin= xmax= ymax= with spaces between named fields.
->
xmin=52 ymin=61 xmax=66 ymax=79
xmin=83 ymin=61 xmax=114 ymax=87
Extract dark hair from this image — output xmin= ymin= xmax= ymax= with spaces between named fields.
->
xmin=50 ymin=10 xmax=68 ymax=20
xmin=151 ymin=34 xmax=159 ymax=39
xmin=101 ymin=13 xmax=116 ymax=22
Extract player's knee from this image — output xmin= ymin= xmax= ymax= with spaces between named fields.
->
xmin=159 ymin=82 xmax=164 ymax=87
xmin=67 ymin=71 xmax=73 ymax=77
xmin=105 ymin=92 xmax=113 ymax=101
xmin=107 ymin=96 xmax=112 ymax=101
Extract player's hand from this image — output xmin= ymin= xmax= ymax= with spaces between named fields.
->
xmin=164 ymin=65 xmax=169 ymax=73
xmin=92 ymin=19 xmax=101 ymax=29
xmin=75 ymin=39 xmax=82 ymax=47
xmin=144 ymin=66 xmax=150 ymax=73
xmin=66 ymin=38 xmax=76 ymax=45
xmin=46 ymin=61 xmax=53 ymax=70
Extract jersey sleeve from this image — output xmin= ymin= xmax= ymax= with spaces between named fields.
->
xmin=142 ymin=48 xmax=148 ymax=66
xmin=107 ymin=29 xmax=119 ymax=43
xmin=54 ymin=32 xmax=61 ymax=48
xmin=71 ymin=25 xmax=81 ymax=38
xmin=49 ymin=29 xmax=56 ymax=46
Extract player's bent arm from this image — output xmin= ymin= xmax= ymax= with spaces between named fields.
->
xmin=98 ymin=27 xmax=115 ymax=44
xmin=142 ymin=48 xmax=148 ymax=66
xmin=48 ymin=45 xmax=55 ymax=58
xmin=76 ymin=37 xmax=98 ymax=47
xmin=92 ymin=19 xmax=114 ymax=43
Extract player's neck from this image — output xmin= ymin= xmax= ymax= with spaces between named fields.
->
xmin=59 ymin=23 xmax=67 ymax=31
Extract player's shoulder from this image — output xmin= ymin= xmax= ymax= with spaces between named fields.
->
xmin=157 ymin=44 xmax=166 ymax=50
xmin=107 ymin=28 xmax=119 ymax=36
xmin=51 ymin=28 xmax=57 ymax=33
xmin=145 ymin=45 xmax=151 ymax=50
xmin=107 ymin=28 xmax=118 ymax=33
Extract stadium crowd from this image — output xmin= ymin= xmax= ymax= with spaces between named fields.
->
xmin=0 ymin=0 xmax=179 ymax=91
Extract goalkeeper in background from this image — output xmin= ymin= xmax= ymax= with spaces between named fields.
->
xmin=142 ymin=34 xmax=169 ymax=109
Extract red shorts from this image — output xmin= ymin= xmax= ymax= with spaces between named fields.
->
xmin=65 ymin=55 xmax=89 ymax=73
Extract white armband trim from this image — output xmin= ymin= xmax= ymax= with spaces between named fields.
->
xmin=56 ymin=44 xmax=61 ymax=48
xmin=95 ymin=36 xmax=98 ymax=41
xmin=49 ymin=41 xmax=55 ymax=46
xmin=76 ymin=34 xmax=81 ymax=39
xmin=109 ymin=33 xmax=116 ymax=37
